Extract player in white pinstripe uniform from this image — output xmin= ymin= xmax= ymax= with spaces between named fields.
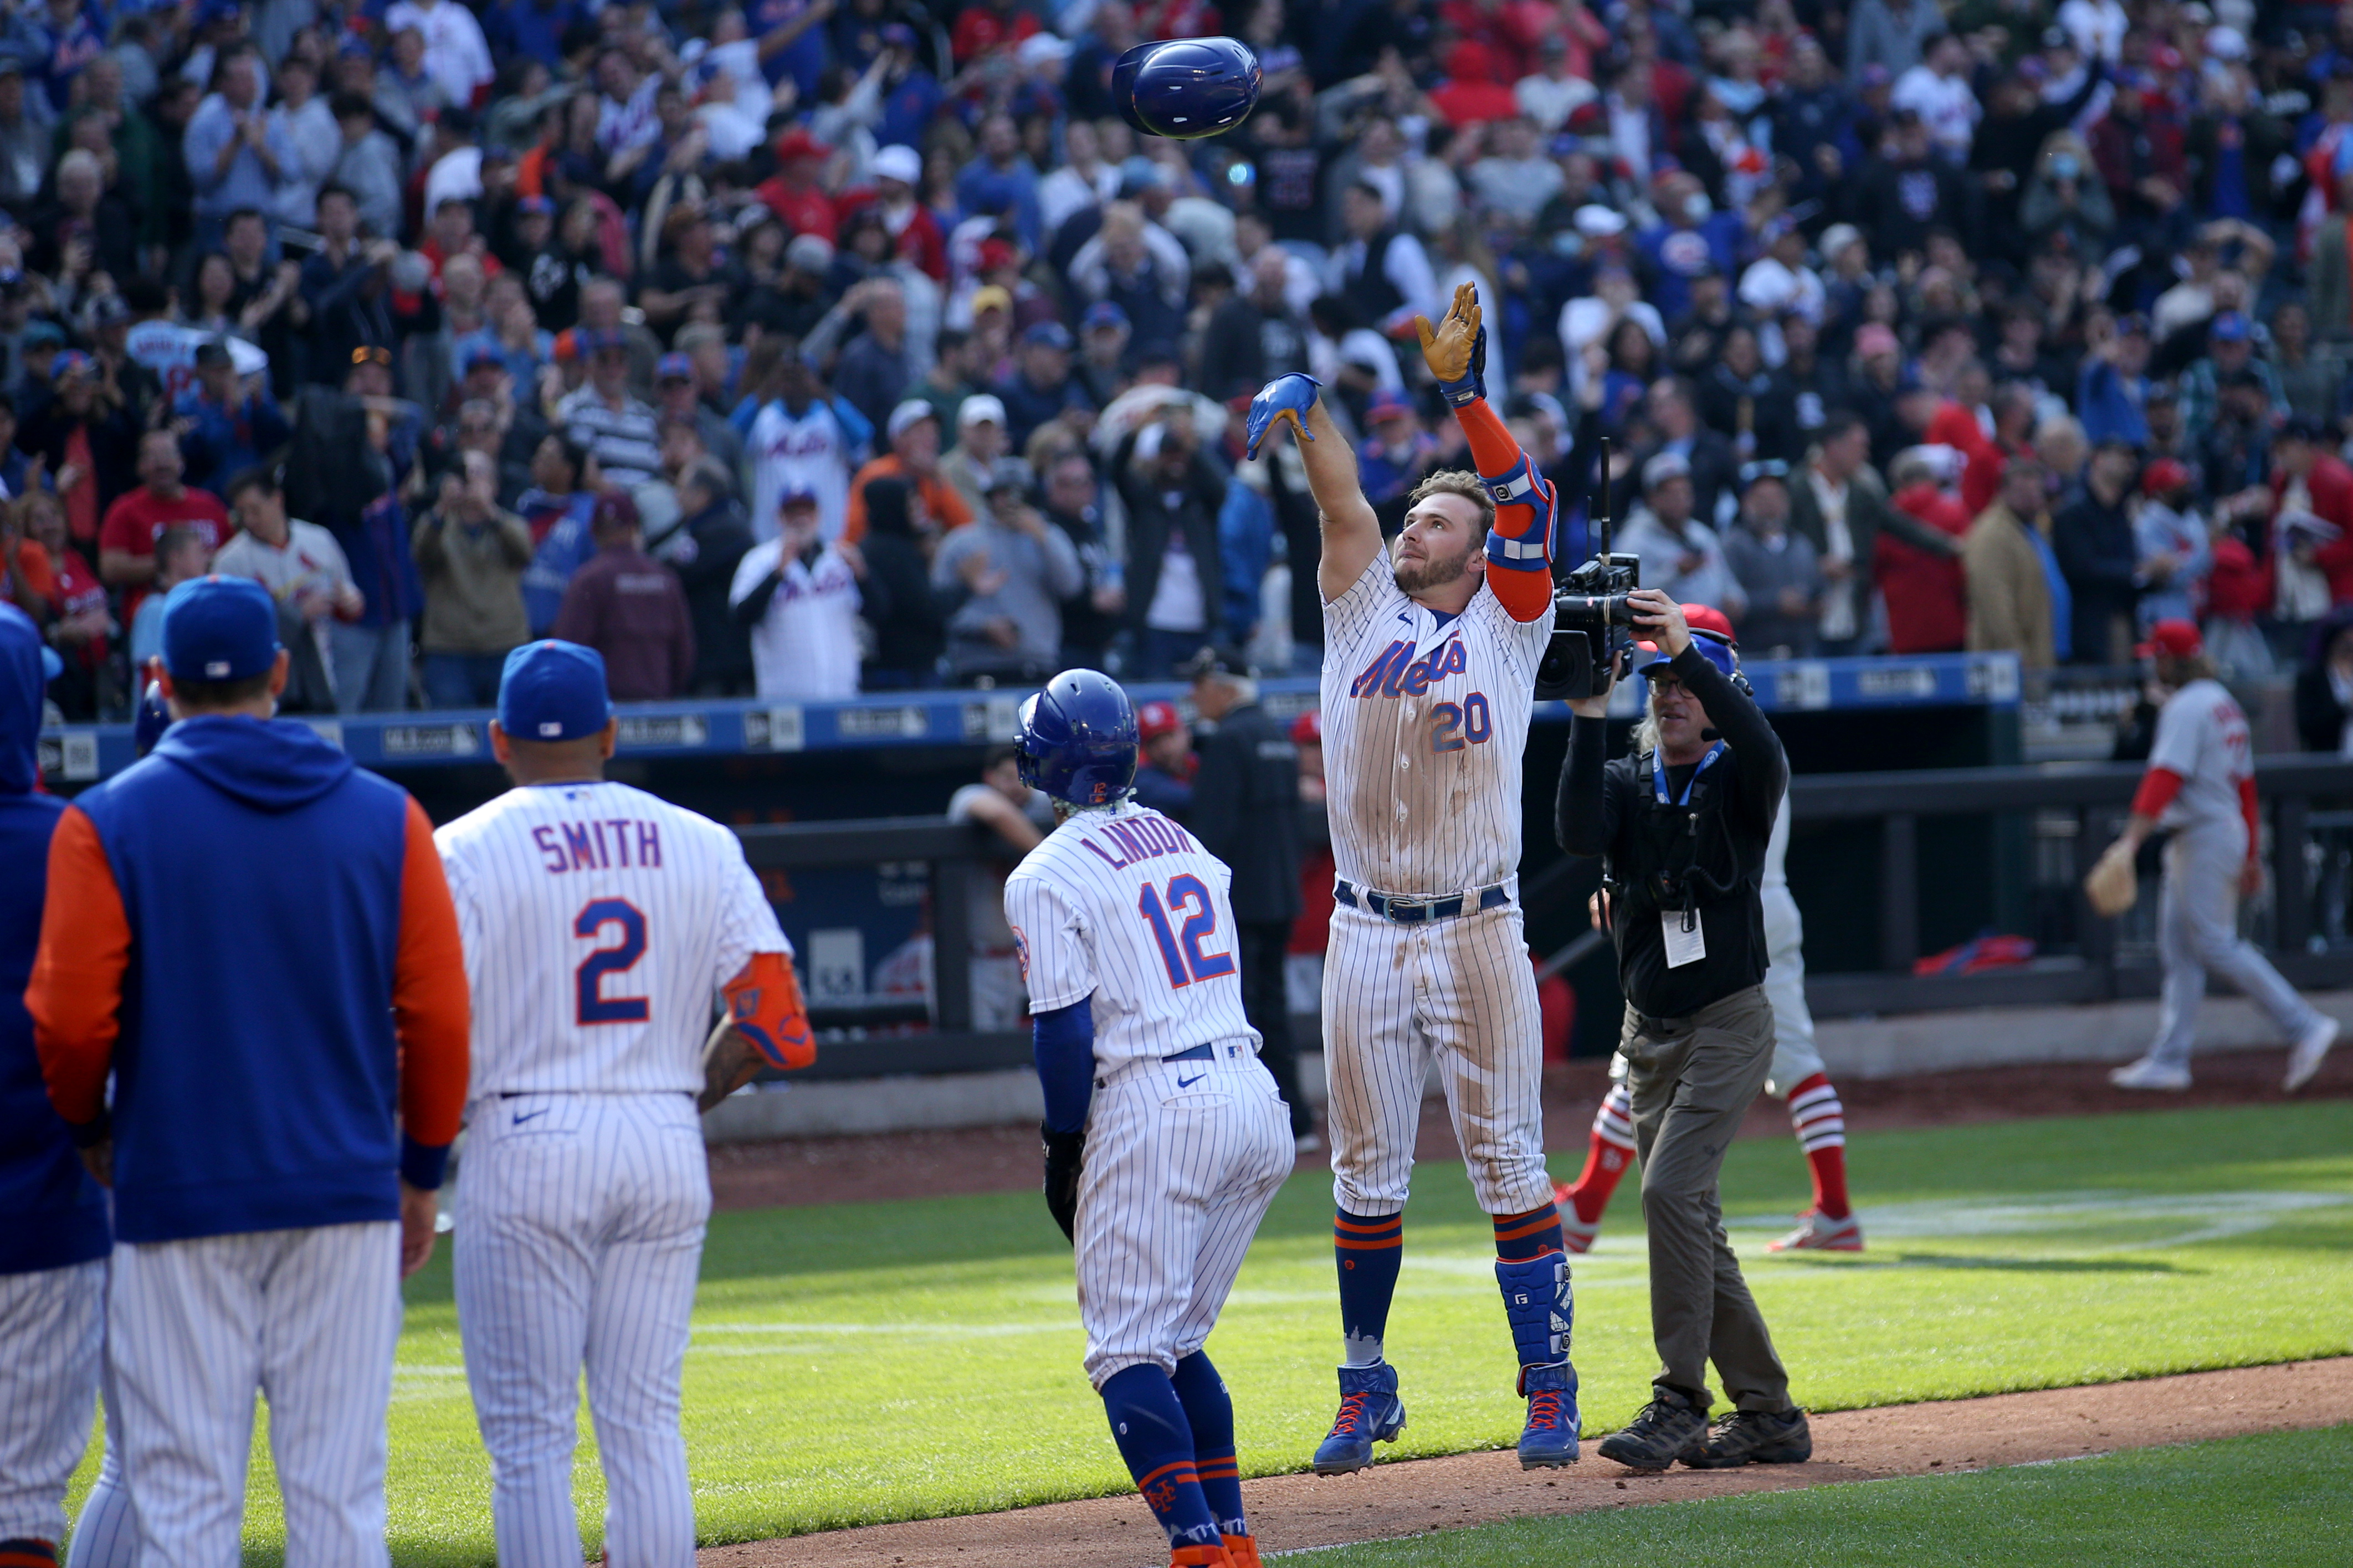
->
xmin=1245 ymin=284 xmax=1578 ymax=1473
xmin=1004 ymin=670 xmax=1292 ymax=1568
xmin=434 ymin=641 xmax=814 ymax=1568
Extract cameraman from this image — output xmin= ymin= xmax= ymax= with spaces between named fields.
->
xmin=1555 ymin=587 xmax=1809 ymax=1473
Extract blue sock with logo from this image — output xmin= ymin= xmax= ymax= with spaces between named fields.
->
xmin=1100 ymin=1364 xmax=1221 ymax=1549
xmin=1170 ymin=1351 xmax=1245 ymax=1539
xmin=1335 ymin=1207 xmax=1404 ymax=1365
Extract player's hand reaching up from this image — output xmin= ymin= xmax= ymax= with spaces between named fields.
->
xmin=1244 ymin=373 xmax=1321 ymax=459
xmin=1415 ymin=281 xmax=1485 ymax=394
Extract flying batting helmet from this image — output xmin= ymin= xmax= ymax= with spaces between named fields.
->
xmin=1113 ymin=38 xmax=1262 ymax=141
xmin=1016 ymin=669 xmax=1140 ymax=807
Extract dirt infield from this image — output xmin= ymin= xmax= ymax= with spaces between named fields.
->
xmin=706 ymin=1045 xmax=2353 ymax=1212
xmin=694 ymin=1359 xmax=2353 ymax=1566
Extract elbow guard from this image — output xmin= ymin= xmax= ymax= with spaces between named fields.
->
xmin=1483 ymin=456 xmax=1558 ymax=575
xmin=723 ymin=952 xmax=814 ymax=1071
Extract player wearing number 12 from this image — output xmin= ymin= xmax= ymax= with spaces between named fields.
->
xmin=1244 ymin=282 xmax=1576 ymax=1472
xmin=1005 ymin=670 xmax=1293 ymax=1568
xmin=431 ymin=641 xmax=814 ymax=1568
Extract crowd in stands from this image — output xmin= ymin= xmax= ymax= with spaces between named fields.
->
xmin=10 ymin=0 xmax=2353 ymax=718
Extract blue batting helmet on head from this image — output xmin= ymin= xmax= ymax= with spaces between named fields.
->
xmin=1015 ymin=669 xmax=1140 ymax=807
xmin=1113 ymin=38 xmax=1262 ymax=141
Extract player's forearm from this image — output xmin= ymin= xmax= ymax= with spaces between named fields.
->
xmin=2128 ymin=767 xmax=2183 ymax=830
xmin=28 ymin=807 xmax=129 ymax=1136
xmin=393 ymin=800 xmax=470 ymax=1185
xmin=1295 ymin=398 xmax=1376 ymax=529
xmin=1455 ymin=395 xmax=1556 ymax=619
xmin=1033 ymin=1001 xmax=1094 ymax=1135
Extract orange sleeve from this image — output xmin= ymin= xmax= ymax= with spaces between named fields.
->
xmin=842 ymin=470 xmax=869 ymax=544
xmin=723 ymin=950 xmax=814 ymax=1071
xmin=929 ymin=475 xmax=974 ymax=529
xmin=1453 ymin=395 xmax=1556 ymax=623
xmin=393 ymin=797 xmax=470 ymax=1155
xmin=28 ymin=806 xmax=129 ymax=1134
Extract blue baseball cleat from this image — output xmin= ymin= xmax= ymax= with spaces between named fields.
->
xmin=1312 ymin=1362 xmax=1406 ymax=1475
xmin=1515 ymin=1361 xmax=1580 ymax=1468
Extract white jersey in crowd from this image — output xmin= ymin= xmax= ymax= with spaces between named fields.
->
xmin=2149 ymin=677 xmax=2252 ymax=833
xmin=434 ymin=779 xmax=792 ymax=1097
xmin=1004 ymin=801 xmax=1260 ymax=1070
xmin=747 ymin=399 xmax=857 ymax=542
xmin=729 ymin=539 xmax=862 ymax=699
xmin=1319 ymin=554 xmax=1554 ymax=896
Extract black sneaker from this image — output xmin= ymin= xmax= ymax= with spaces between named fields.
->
xmin=1683 ymin=1407 xmax=1813 ymax=1468
xmin=1596 ymin=1399 xmax=1709 ymax=1472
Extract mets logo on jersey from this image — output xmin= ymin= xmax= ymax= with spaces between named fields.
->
xmin=1012 ymin=924 xmax=1030 ymax=981
xmin=1350 ymin=638 xmax=1468 ymax=698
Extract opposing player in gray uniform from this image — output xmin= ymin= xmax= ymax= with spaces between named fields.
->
xmin=2105 ymin=620 xmax=2339 ymax=1092
xmin=1245 ymin=283 xmax=1580 ymax=1472
xmin=1004 ymin=670 xmax=1291 ymax=1568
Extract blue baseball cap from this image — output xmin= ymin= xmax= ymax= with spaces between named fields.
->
xmin=498 ymin=640 xmax=612 ymax=742
xmin=2211 ymin=311 xmax=2252 ymax=342
xmin=1637 ymin=629 xmax=1738 ymax=682
xmin=162 ymin=576 xmax=281 ymax=682
xmin=1081 ymin=300 xmax=1129 ymax=332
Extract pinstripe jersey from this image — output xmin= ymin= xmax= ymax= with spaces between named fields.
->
xmin=434 ymin=779 xmax=790 ymax=1098
xmin=1320 ymin=554 xmax=1555 ymax=896
xmin=747 ymin=399 xmax=857 ymax=542
xmin=1005 ymin=802 xmax=1260 ymax=1068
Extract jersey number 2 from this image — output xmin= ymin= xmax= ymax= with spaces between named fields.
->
xmin=1137 ymin=875 xmax=1236 ymax=988
xmin=1432 ymin=692 xmax=1492 ymax=752
xmin=576 ymin=898 xmax=650 ymax=1025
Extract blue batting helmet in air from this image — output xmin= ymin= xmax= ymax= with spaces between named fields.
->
xmin=1113 ymin=38 xmax=1262 ymax=141
xmin=1015 ymin=669 xmax=1140 ymax=808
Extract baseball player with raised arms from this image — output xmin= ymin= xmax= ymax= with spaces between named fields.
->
xmin=1005 ymin=670 xmax=1293 ymax=1568
xmin=1554 ymin=605 xmax=1863 ymax=1254
xmin=2103 ymin=620 xmax=2339 ymax=1093
xmin=434 ymin=640 xmax=815 ymax=1568
xmin=1245 ymin=282 xmax=1577 ymax=1472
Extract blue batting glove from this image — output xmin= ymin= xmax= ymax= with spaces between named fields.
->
xmin=1245 ymin=373 xmax=1321 ymax=459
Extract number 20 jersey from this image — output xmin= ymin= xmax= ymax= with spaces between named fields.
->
xmin=435 ymin=779 xmax=792 ymax=1099
xmin=1320 ymin=554 xmax=1555 ymax=897
xmin=1004 ymin=802 xmax=1260 ymax=1069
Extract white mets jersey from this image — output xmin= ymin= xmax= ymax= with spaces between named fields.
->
xmin=2149 ymin=677 xmax=2252 ymax=832
xmin=435 ymin=779 xmax=791 ymax=1097
xmin=1320 ymin=554 xmax=1555 ymax=896
xmin=747 ymin=398 xmax=857 ymax=542
xmin=1004 ymin=802 xmax=1260 ymax=1069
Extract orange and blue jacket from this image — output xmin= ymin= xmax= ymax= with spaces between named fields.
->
xmin=29 ymin=715 xmax=469 ymax=1244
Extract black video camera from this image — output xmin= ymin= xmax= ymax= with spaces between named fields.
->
xmin=1534 ymin=436 xmax=1639 ymax=701
xmin=1534 ymin=551 xmax=1640 ymax=701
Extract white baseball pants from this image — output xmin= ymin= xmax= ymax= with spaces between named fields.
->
xmin=1076 ymin=1045 xmax=1291 ymax=1389
xmin=1322 ymin=902 xmax=1552 ymax=1217
xmin=0 ymin=1259 xmax=103 ymax=1545
xmin=1761 ymin=886 xmax=1823 ymax=1098
xmin=63 ymin=1357 xmax=135 ymax=1568
xmin=2149 ymin=821 xmax=2325 ymax=1071
xmin=454 ymin=1092 xmax=709 ymax=1568
xmin=109 ymin=1222 xmax=401 ymax=1568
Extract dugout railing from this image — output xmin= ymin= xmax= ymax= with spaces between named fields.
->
xmin=738 ymin=759 xmax=2353 ymax=1082
xmin=1782 ymin=755 xmax=2353 ymax=1017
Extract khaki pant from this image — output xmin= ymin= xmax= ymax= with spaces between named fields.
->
xmin=1620 ymin=984 xmax=1793 ymax=1413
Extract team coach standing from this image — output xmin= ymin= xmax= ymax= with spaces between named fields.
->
xmin=30 ymin=576 xmax=471 ymax=1567
xmin=1556 ymin=587 xmax=1810 ymax=1473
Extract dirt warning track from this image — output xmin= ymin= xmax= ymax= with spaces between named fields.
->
xmin=695 ymin=1359 xmax=2353 ymax=1567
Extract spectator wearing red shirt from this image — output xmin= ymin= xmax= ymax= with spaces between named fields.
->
xmin=20 ymin=490 xmax=109 ymax=719
xmin=951 ymin=0 xmax=1038 ymax=65
xmin=757 ymin=128 xmax=838 ymax=241
xmin=2269 ymin=419 xmax=2353 ymax=603
xmin=551 ymin=490 xmax=695 ymax=700
xmin=1878 ymin=450 xmax=1974 ymax=654
xmin=834 ymin=144 xmax=949 ymax=281
xmin=97 ymin=429 xmax=232 ymax=595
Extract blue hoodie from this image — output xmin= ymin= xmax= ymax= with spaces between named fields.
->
xmin=64 ymin=718 xmax=429 ymax=1242
xmin=0 ymin=603 xmax=110 ymax=1274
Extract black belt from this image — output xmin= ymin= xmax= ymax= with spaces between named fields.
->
xmin=1335 ymin=880 xmax=1509 ymax=924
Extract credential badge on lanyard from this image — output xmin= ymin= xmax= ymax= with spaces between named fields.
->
xmin=1654 ymin=743 xmax=1725 ymax=968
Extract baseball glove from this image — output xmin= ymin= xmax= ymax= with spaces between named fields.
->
xmin=2084 ymin=839 xmax=2140 ymax=918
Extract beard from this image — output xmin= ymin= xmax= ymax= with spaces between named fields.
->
xmin=1392 ymin=537 xmax=1477 ymax=595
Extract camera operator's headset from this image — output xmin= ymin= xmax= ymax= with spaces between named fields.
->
xmin=1597 ymin=616 xmax=1754 ymax=937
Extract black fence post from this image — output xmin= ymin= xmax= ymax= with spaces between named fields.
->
xmin=1879 ymin=814 xmax=1918 ymax=973
xmin=2277 ymin=793 xmax=2311 ymax=955
xmin=932 ymin=855 xmax=973 ymax=1032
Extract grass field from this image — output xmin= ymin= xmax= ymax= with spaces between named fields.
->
xmin=1306 ymin=1425 xmax=2353 ymax=1567
xmin=64 ymin=1101 xmax=2353 ymax=1565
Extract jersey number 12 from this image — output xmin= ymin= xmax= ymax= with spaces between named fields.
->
xmin=1137 ymin=875 xmax=1234 ymax=988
